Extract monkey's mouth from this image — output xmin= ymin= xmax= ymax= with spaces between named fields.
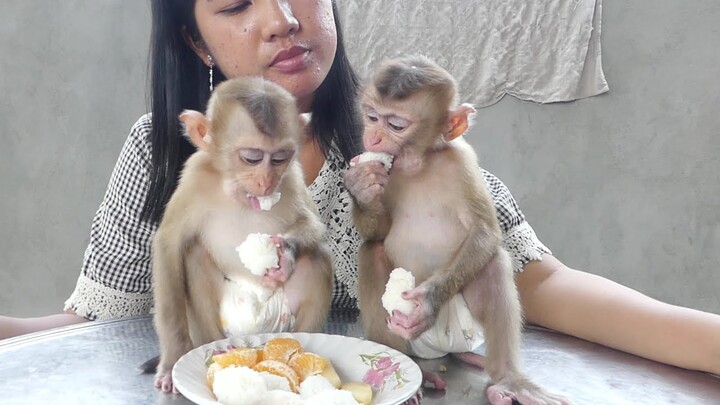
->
xmin=246 ymin=193 xmax=282 ymax=211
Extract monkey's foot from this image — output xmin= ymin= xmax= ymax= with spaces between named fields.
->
xmin=154 ymin=371 xmax=176 ymax=394
xmin=487 ymin=377 xmax=571 ymax=405
xmin=452 ymin=351 xmax=485 ymax=369
xmin=421 ymin=368 xmax=446 ymax=390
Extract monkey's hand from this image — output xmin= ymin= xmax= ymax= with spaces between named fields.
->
xmin=262 ymin=235 xmax=297 ymax=289
xmin=344 ymin=158 xmax=389 ymax=211
xmin=386 ymin=285 xmax=438 ymax=340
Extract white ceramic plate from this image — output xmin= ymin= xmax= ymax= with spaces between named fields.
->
xmin=173 ymin=332 xmax=422 ymax=405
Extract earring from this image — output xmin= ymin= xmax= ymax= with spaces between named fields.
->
xmin=208 ymin=55 xmax=214 ymax=92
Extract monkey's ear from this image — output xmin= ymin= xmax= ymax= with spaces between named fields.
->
xmin=443 ymin=103 xmax=477 ymax=142
xmin=179 ymin=110 xmax=212 ymax=151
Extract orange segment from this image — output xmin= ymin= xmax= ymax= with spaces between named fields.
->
xmin=252 ymin=359 xmax=300 ymax=392
xmin=211 ymin=347 xmax=261 ymax=368
xmin=262 ymin=337 xmax=303 ymax=363
xmin=288 ymin=352 xmax=329 ymax=382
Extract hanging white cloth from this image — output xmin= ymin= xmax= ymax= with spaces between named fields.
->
xmin=338 ymin=0 xmax=608 ymax=106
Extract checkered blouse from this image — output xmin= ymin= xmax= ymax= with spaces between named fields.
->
xmin=64 ymin=114 xmax=551 ymax=321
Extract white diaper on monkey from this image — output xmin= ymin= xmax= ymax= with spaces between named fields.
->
xmin=407 ymin=294 xmax=485 ymax=359
xmin=219 ymin=278 xmax=295 ymax=337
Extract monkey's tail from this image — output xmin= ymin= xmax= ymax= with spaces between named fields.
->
xmin=139 ymin=355 xmax=160 ymax=374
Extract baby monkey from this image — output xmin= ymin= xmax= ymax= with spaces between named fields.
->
xmin=152 ymin=77 xmax=332 ymax=392
xmin=348 ymin=56 xmax=570 ymax=405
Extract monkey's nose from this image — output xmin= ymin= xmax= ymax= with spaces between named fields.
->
xmin=256 ymin=181 xmax=274 ymax=196
xmin=365 ymin=135 xmax=382 ymax=151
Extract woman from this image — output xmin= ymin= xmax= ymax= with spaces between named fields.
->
xmin=2 ymin=0 xmax=718 ymax=377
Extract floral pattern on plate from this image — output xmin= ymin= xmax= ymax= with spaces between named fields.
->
xmin=361 ymin=352 xmax=411 ymax=391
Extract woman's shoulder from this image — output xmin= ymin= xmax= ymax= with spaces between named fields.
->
xmin=128 ymin=113 xmax=153 ymax=144
xmin=109 ymin=113 xmax=154 ymax=179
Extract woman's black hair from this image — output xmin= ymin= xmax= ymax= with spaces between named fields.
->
xmin=141 ymin=1 xmax=362 ymax=224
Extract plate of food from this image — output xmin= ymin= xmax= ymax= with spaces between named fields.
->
xmin=172 ymin=332 xmax=422 ymax=405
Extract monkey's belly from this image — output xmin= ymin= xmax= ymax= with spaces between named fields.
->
xmin=384 ymin=214 xmax=464 ymax=276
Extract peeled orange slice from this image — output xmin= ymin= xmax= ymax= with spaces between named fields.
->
xmin=252 ymin=359 xmax=300 ymax=392
xmin=288 ymin=352 xmax=328 ymax=382
xmin=262 ymin=337 xmax=303 ymax=363
xmin=211 ymin=347 xmax=261 ymax=368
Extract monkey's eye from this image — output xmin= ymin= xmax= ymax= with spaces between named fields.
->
xmin=387 ymin=116 xmax=410 ymax=132
xmin=366 ymin=110 xmax=380 ymax=122
xmin=239 ymin=149 xmax=264 ymax=165
xmin=270 ymin=150 xmax=293 ymax=165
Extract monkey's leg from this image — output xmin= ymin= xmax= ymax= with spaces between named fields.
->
xmin=462 ymin=248 xmax=571 ymax=405
xmin=358 ymin=241 xmax=409 ymax=353
xmin=285 ymin=249 xmax=333 ymax=332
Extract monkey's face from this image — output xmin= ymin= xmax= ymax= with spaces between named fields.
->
xmin=360 ymin=100 xmax=414 ymax=157
xmin=192 ymin=0 xmax=337 ymax=110
xmin=227 ymin=145 xmax=295 ymax=204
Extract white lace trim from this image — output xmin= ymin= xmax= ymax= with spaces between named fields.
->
xmin=309 ymin=149 xmax=362 ymax=300
xmin=64 ymin=274 xmax=154 ymax=321
xmin=503 ymin=221 xmax=552 ymax=272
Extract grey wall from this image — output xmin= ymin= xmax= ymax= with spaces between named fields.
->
xmin=1 ymin=1 xmax=718 ymax=317
xmin=0 ymin=2 xmax=151 ymax=316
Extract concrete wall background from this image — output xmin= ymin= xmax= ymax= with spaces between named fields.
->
xmin=1 ymin=1 xmax=718 ymax=317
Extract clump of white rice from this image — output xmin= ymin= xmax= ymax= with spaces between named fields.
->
xmin=298 ymin=375 xmax=336 ymax=399
xmin=212 ymin=366 xmax=360 ymax=405
xmin=256 ymin=192 xmax=282 ymax=211
xmin=212 ymin=366 xmax=267 ymax=405
xmin=235 ymin=233 xmax=279 ymax=276
xmin=258 ymin=371 xmax=292 ymax=392
xmin=350 ymin=152 xmax=394 ymax=171
xmin=381 ymin=267 xmax=416 ymax=315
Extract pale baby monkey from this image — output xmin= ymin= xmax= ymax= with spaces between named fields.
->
xmin=350 ymin=56 xmax=570 ymax=405
xmin=151 ymin=77 xmax=332 ymax=393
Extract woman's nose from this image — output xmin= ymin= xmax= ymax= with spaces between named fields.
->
xmin=260 ymin=0 xmax=299 ymax=41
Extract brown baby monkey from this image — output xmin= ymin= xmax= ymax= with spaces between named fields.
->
xmin=152 ymin=77 xmax=332 ymax=393
xmin=346 ymin=56 xmax=570 ymax=405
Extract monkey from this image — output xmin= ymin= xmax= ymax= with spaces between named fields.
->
xmin=151 ymin=77 xmax=333 ymax=393
xmin=347 ymin=56 xmax=570 ymax=405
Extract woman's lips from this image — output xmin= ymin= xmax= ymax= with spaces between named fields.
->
xmin=270 ymin=46 xmax=310 ymax=73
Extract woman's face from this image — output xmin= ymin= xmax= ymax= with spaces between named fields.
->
xmin=193 ymin=0 xmax=337 ymax=111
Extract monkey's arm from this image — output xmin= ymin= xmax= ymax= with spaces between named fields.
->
xmin=389 ymin=225 xmax=501 ymax=340
xmin=345 ymin=161 xmax=392 ymax=241
xmin=423 ymin=224 xmax=501 ymax=306
xmin=352 ymin=202 xmax=393 ymax=241
xmin=152 ymin=228 xmax=194 ymax=374
xmin=419 ymin=164 xmax=504 ymax=306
